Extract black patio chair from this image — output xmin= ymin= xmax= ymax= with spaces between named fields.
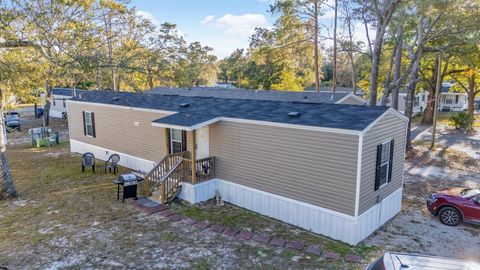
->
xmin=104 ymin=154 xmax=120 ymax=174
xmin=81 ymin=152 xmax=96 ymax=173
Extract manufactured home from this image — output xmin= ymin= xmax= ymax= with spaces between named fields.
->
xmin=67 ymin=91 xmax=407 ymax=245
xmin=384 ymin=83 xmax=468 ymax=114
xmin=49 ymin=88 xmax=86 ymax=118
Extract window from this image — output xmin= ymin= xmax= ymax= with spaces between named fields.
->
xmin=455 ymin=95 xmax=459 ymax=104
xmin=169 ymin=129 xmax=186 ymax=153
xmin=422 ymin=95 xmax=425 ymax=102
xmin=63 ymin=98 xmax=66 ymax=108
xmin=473 ymin=196 xmax=480 ymax=204
xmin=83 ymin=111 xmax=95 ymax=137
xmin=375 ymin=140 xmax=394 ymax=190
xmin=53 ymin=99 xmax=56 ymax=106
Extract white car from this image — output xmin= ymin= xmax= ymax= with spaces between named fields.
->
xmin=366 ymin=252 xmax=480 ymax=270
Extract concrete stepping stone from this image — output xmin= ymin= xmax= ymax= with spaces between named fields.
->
xmin=305 ymin=245 xmax=322 ymax=256
xmin=142 ymin=201 xmax=160 ymax=208
xmin=209 ymin=224 xmax=225 ymax=233
xmin=345 ymin=254 xmax=361 ymax=263
xmin=144 ymin=204 xmax=168 ymax=215
xmin=237 ymin=230 xmax=253 ymax=240
xmin=269 ymin=238 xmax=286 ymax=247
xmin=128 ymin=197 xmax=147 ymax=204
xmin=158 ymin=209 xmax=174 ymax=217
xmin=181 ymin=218 xmax=197 ymax=225
xmin=168 ymin=214 xmax=184 ymax=222
xmin=194 ymin=221 xmax=210 ymax=230
xmin=324 ymin=251 xmax=341 ymax=260
xmin=223 ymin=227 xmax=238 ymax=237
xmin=253 ymin=233 xmax=270 ymax=244
xmin=285 ymin=240 xmax=304 ymax=251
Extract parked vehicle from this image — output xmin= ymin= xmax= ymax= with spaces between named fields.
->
xmin=366 ymin=252 xmax=480 ymax=270
xmin=427 ymin=188 xmax=480 ymax=226
xmin=4 ymin=112 xmax=21 ymax=131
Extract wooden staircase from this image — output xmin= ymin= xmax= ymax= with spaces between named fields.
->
xmin=142 ymin=151 xmax=190 ymax=204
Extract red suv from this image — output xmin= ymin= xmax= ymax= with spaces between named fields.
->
xmin=427 ymin=188 xmax=480 ymax=226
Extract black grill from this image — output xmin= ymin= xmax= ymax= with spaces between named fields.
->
xmin=112 ymin=173 xmax=144 ymax=202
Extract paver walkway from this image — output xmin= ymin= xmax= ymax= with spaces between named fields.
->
xmin=129 ymin=198 xmax=361 ymax=264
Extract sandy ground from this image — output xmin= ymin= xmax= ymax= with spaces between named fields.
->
xmin=363 ymin=146 xmax=480 ymax=262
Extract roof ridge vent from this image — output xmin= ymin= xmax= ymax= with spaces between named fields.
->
xmin=180 ymin=103 xmax=190 ymax=108
xmin=288 ymin=111 xmax=301 ymax=118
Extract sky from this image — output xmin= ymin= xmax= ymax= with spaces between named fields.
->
xmin=129 ymin=0 xmax=373 ymax=59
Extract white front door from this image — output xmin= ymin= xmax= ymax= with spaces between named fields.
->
xmin=195 ymin=126 xmax=209 ymax=160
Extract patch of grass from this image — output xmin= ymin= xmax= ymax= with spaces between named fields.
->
xmin=162 ymin=232 xmax=177 ymax=242
xmin=190 ymin=258 xmax=210 ymax=270
xmin=282 ymin=249 xmax=296 ymax=260
xmin=324 ymin=241 xmax=352 ymax=256
xmin=353 ymin=245 xmax=379 ymax=257
xmin=173 ymin=202 xmax=262 ymax=228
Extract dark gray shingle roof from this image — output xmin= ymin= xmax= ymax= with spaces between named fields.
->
xmin=148 ymin=87 xmax=362 ymax=104
xmin=52 ymin=88 xmax=87 ymax=96
xmin=71 ymin=91 xmax=388 ymax=131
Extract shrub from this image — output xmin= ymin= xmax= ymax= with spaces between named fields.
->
xmin=449 ymin=112 xmax=473 ymax=130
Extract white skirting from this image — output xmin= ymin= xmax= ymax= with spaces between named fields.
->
xmin=70 ymin=139 xmax=156 ymax=173
xmin=180 ymin=178 xmax=402 ymax=245
xmin=49 ymin=110 xmax=64 ymax=118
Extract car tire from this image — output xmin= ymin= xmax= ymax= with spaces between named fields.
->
xmin=438 ymin=207 xmax=461 ymax=226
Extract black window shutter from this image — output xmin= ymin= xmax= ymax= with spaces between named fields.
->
xmin=91 ymin=112 xmax=96 ymax=138
xmin=166 ymin=129 xmax=171 ymax=154
xmin=387 ymin=139 xmax=395 ymax=183
xmin=181 ymin=130 xmax=187 ymax=151
xmin=374 ymin=144 xmax=382 ymax=191
xmin=82 ymin=111 xmax=87 ymax=136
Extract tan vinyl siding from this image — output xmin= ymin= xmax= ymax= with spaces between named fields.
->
xmin=359 ymin=111 xmax=407 ymax=214
xmin=338 ymin=95 xmax=365 ymax=105
xmin=209 ymin=121 xmax=359 ymax=215
xmin=68 ymin=102 xmax=169 ymax=162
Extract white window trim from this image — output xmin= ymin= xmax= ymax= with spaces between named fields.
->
xmin=169 ymin=129 xmax=183 ymax=153
xmin=378 ymin=140 xmax=391 ymax=190
xmin=84 ymin=111 xmax=94 ymax=137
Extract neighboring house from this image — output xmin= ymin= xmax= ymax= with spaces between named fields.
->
xmin=384 ymin=92 xmax=425 ymax=115
xmin=49 ymin=88 xmax=85 ymax=118
xmin=148 ymin=87 xmax=367 ymax=105
xmin=66 ymin=91 xmax=407 ymax=245
xmin=384 ymin=89 xmax=467 ymax=115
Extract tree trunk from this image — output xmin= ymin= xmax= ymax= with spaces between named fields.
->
xmin=369 ymin=28 xmax=384 ymax=106
xmin=148 ymin=73 xmax=154 ymax=90
xmin=103 ymin=10 xmax=116 ymax=92
xmin=467 ymin=73 xmax=476 ymax=116
xmin=380 ymin=45 xmax=397 ymax=106
xmin=332 ymin=0 xmax=338 ymax=93
xmin=391 ymin=23 xmax=403 ymax=109
xmin=34 ymin=102 xmax=38 ymax=118
xmin=95 ymin=68 xmax=101 ymax=90
xmin=313 ymin=1 xmax=320 ymax=92
xmin=405 ymin=44 xmax=424 ymax=150
xmin=43 ymin=81 xmax=51 ymax=127
xmin=422 ymin=57 xmax=449 ymax=125
xmin=0 ymin=88 xmax=17 ymax=200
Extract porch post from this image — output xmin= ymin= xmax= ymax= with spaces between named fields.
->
xmin=191 ymin=130 xmax=196 ymax=184
xmin=164 ymin=128 xmax=170 ymax=155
